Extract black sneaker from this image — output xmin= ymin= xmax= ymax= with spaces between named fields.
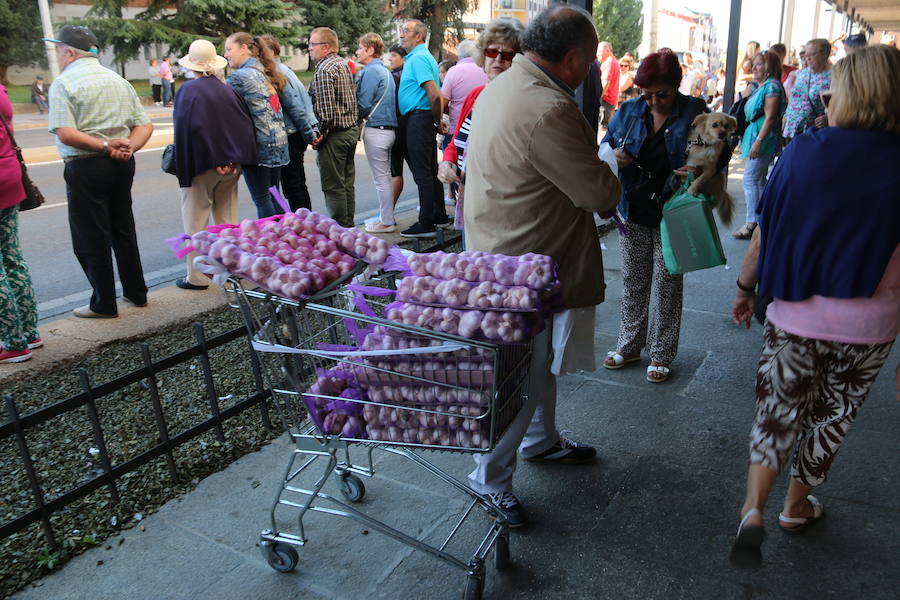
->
xmin=487 ymin=490 xmax=527 ymax=528
xmin=435 ymin=217 xmax=454 ymax=229
xmin=400 ymin=222 xmax=437 ymax=238
xmin=523 ymin=431 xmax=597 ymax=463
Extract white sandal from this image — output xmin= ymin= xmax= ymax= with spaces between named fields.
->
xmin=778 ymin=495 xmax=825 ymax=533
xmin=603 ymin=350 xmax=640 ymax=370
xmin=646 ymin=364 xmax=670 ymax=383
xmin=730 ymin=508 xmax=765 ymax=568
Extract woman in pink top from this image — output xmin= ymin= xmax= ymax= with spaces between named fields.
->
xmin=727 ymin=45 xmax=900 ymax=568
xmin=0 ymin=85 xmax=41 ymax=363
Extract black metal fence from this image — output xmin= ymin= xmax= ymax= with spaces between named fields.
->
xmin=0 ymin=234 xmax=462 ymax=553
xmin=1 ymin=322 xmax=272 ymax=551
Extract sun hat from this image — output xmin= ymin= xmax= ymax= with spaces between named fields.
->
xmin=179 ymin=39 xmax=228 ymax=73
xmin=41 ymin=25 xmax=99 ymax=54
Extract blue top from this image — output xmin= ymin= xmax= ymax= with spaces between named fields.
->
xmin=757 ymin=127 xmax=900 ymax=301
xmin=173 ymin=75 xmax=258 ymax=188
xmin=357 ymin=59 xmax=397 ymax=128
xmin=227 ymin=57 xmax=289 ymax=167
xmin=740 ymin=77 xmax=786 ymax=158
xmin=398 ymin=44 xmax=439 ymax=115
xmin=275 ymin=62 xmax=319 ymax=143
xmin=602 ymin=93 xmax=709 ymax=221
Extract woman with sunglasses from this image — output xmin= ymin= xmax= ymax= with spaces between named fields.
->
xmin=437 ymin=18 xmax=525 ymax=235
xmin=600 ymin=48 xmax=714 ymax=383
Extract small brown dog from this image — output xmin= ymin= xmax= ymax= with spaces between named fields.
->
xmin=684 ymin=113 xmax=737 ymax=225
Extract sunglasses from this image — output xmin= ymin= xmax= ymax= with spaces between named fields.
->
xmin=820 ymin=90 xmax=832 ymax=107
xmin=641 ymin=90 xmax=674 ymax=101
xmin=484 ymin=48 xmax=516 ymax=61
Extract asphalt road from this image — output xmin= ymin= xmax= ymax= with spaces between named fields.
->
xmin=18 ymin=113 xmax=423 ymax=321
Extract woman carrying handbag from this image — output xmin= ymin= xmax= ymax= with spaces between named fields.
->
xmin=0 ymin=85 xmax=41 ymax=363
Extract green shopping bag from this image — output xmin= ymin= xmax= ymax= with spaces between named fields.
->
xmin=659 ymin=175 xmax=726 ymax=275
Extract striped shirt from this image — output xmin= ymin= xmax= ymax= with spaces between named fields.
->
xmin=48 ymin=56 xmax=150 ymax=159
xmin=310 ymin=53 xmax=358 ymax=138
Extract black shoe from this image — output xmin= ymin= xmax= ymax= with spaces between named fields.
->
xmin=523 ymin=432 xmax=597 ymax=463
xmin=400 ymin=222 xmax=437 ymax=238
xmin=435 ymin=217 xmax=454 ymax=230
xmin=487 ymin=491 xmax=528 ymax=528
xmin=176 ymin=278 xmax=209 ymax=290
xmin=122 ymin=296 xmax=148 ymax=307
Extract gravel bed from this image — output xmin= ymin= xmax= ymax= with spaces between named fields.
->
xmin=0 ymin=307 xmax=283 ymax=599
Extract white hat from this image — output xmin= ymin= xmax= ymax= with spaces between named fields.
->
xmin=179 ymin=39 xmax=227 ymax=73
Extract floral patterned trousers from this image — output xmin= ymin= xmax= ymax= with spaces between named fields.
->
xmin=750 ymin=322 xmax=894 ymax=486
xmin=0 ymin=207 xmax=38 ymax=351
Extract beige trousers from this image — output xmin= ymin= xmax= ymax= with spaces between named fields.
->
xmin=180 ymin=167 xmax=241 ymax=285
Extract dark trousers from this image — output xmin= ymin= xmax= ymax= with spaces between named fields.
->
xmin=151 ymin=84 xmax=162 ymax=103
xmin=281 ymin=132 xmax=311 ymax=211
xmin=601 ymin=100 xmax=616 ymax=128
xmin=242 ymin=165 xmax=282 ymax=218
xmin=402 ymin=111 xmax=446 ymax=228
xmin=64 ymin=156 xmax=147 ymax=315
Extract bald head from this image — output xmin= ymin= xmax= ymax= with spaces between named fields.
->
xmin=522 ymin=5 xmax=598 ymax=63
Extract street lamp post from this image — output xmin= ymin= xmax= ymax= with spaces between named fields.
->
xmin=36 ymin=0 xmax=60 ymax=81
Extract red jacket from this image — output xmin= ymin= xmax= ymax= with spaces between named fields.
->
xmin=442 ymin=85 xmax=485 ymax=166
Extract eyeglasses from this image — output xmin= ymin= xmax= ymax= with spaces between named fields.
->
xmin=484 ymin=48 xmax=516 ymax=62
xmin=641 ymin=90 xmax=674 ymax=101
xmin=308 ymin=42 xmax=328 ymax=47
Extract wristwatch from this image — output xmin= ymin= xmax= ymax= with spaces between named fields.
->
xmin=101 ymin=140 xmax=110 ymax=155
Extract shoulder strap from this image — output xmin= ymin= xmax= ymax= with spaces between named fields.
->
xmin=0 ymin=111 xmax=21 ymax=151
xmin=362 ymin=68 xmax=390 ymax=125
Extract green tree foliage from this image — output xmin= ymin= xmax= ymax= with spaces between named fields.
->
xmin=593 ymin=0 xmax=643 ymax=58
xmin=0 ymin=0 xmax=47 ymax=82
xmin=301 ymin=0 xmax=393 ymax=55
xmin=399 ymin=0 xmax=478 ymax=58
xmin=75 ymin=0 xmax=304 ymax=65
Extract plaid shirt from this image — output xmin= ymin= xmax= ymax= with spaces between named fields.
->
xmin=48 ymin=56 xmax=150 ymax=159
xmin=310 ymin=53 xmax=358 ymax=138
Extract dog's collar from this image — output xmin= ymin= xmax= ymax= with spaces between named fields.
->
xmin=687 ymin=136 xmax=714 ymax=147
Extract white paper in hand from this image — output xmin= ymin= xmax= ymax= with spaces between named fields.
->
xmin=598 ymin=141 xmax=619 ymax=179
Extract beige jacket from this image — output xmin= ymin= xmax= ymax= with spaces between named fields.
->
xmin=464 ymin=55 xmax=621 ymax=308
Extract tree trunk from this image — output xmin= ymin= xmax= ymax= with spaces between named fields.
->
xmin=0 ymin=64 xmax=8 ymax=86
xmin=427 ymin=4 xmax=445 ymax=59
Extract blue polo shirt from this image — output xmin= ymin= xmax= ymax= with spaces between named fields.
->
xmin=398 ymin=43 xmax=440 ymax=115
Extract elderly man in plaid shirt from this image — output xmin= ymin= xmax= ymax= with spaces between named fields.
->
xmin=43 ymin=26 xmax=154 ymax=319
xmin=308 ymin=27 xmax=359 ymax=227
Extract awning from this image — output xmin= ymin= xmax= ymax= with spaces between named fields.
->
xmin=825 ymin=0 xmax=900 ymax=33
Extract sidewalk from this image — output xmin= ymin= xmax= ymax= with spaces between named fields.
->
xmin=11 ymin=172 xmax=900 ymax=599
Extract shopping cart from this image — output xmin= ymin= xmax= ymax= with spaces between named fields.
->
xmin=224 ymin=273 xmax=532 ymax=600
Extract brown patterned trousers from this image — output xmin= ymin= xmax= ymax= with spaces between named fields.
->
xmin=749 ymin=322 xmax=894 ymax=486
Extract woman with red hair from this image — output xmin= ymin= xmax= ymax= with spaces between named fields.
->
xmin=601 ymin=49 xmax=715 ymax=383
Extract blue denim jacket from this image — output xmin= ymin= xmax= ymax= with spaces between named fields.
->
xmin=227 ymin=57 xmax=289 ymax=167
xmin=602 ymin=93 xmax=708 ymax=220
xmin=356 ymin=60 xmax=397 ymax=128
xmin=275 ymin=62 xmax=319 ymax=143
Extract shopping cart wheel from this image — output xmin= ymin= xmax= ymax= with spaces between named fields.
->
xmin=494 ymin=532 xmax=510 ymax=570
xmin=266 ymin=542 xmax=299 ymax=573
xmin=462 ymin=573 xmax=484 ymax=600
xmin=340 ymin=474 xmax=366 ymax=502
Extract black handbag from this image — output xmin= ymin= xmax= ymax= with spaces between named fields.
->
xmin=161 ymin=143 xmax=177 ymax=176
xmin=0 ymin=112 xmax=45 ymax=211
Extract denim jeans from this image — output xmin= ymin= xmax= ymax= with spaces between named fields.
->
xmin=162 ymin=79 xmax=173 ymax=105
xmin=281 ymin=132 xmax=311 ymax=211
xmin=742 ymin=154 xmax=775 ymax=224
xmin=242 ymin=165 xmax=282 ymax=218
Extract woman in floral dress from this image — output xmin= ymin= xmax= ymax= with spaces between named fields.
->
xmin=782 ymin=38 xmax=832 ymax=142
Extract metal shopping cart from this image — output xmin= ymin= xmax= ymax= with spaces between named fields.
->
xmin=224 ymin=273 xmax=532 ymax=600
